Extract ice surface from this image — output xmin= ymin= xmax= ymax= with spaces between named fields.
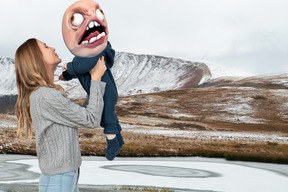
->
xmin=1 ymin=158 xmax=287 ymax=192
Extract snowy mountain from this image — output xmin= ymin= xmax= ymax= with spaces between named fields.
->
xmin=0 ymin=53 xmax=212 ymax=97
xmin=0 ymin=57 xmax=16 ymax=96
xmin=111 ymin=52 xmax=211 ymax=96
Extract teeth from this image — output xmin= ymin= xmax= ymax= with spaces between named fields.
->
xmin=88 ymin=21 xmax=94 ymax=29
xmin=86 ymin=20 xmax=100 ymax=30
xmin=96 ymin=34 xmax=102 ymax=40
xmin=89 ymin=37 xmax=97 ymax=43
xmin=81 ymin=40 xmax=89 ymax=44
xmin=94 ymin=21 xmax=100 ymax=27
xmin=81 ymin=21 xmax=106 ymax=45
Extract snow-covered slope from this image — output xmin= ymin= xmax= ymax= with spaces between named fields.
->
xmin=206 ymin=62 xmax=253 ymax=79
xmin=0 ymin=53 xmax=212 ymax=97
xmin=0 ymin=58 xmax=16 ymax=96
xmin=111 ymin=52 xmax=211 ymax=96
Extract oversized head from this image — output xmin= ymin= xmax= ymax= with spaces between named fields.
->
xmin=62 ymin=0 xmax=109 ymax=58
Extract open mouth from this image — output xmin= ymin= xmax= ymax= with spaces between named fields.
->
xmin=78 ymin=20 xmax=106 ymax=45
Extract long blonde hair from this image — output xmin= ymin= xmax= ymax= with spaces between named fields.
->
xmin=15 ymin=38 xmax=64 ymax=138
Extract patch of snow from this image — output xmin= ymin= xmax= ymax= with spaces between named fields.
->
xmin=0 ymin=114 xmax=17 ymax=128
xmin=223 ymin=115 xmax=267 ymax=124
xmin=271 ymin=79 xmax=288 ymax=87
xmin=224 ymin=103 xmax=252 ymax=115
xmin=221 ymin=86 xmax=257 ymax=90
xmin=121 ymin=124 xmax=137 ymax=129
xmin=271 ymin=89 xmax=288 ymax=97
xmin=125 ymin=128 xmax=288 ymax=144
xmin=211 ymin=95 xmax=265 ymax=124
xmin=146 ymin=97 xmax=156 ymax=102
xmin=171 ymin=113 xmax=197 ymax=118
xmin=118 ymin=100 xmax=129 ymax=104
xmin=0 ymin=123 xmax=17 ymax=128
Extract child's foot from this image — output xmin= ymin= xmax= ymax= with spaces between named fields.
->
xmin=105 ymin=136 xmax=119 ymax=161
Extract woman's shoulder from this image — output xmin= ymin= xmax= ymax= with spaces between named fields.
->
xmin=31 ymin=86 xmax=64 ymax=101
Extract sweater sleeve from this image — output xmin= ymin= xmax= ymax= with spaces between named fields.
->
xmin=41 ymin=80 xmax=106 ymax=128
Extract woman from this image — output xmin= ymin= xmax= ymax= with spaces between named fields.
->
xmin=15 ymin=38 xmax=106 ymax=192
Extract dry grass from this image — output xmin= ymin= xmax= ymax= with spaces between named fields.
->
xmin=1 ymin=76 xmax=288 ymax=163
xmin=116 ymin=78 xmax=288 ymax=133
xmin=1 ymin=121 xmax=288 ymax=163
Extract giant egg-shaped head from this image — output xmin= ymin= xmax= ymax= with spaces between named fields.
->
xmin=62 ymin=0 xmax=109 ymax=58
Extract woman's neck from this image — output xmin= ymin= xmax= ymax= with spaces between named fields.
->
xmin=46 ymin=66 xmax=55 ymax=84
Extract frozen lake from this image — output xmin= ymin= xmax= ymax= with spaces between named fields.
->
xmin=0 ymin=154 xmax=287 ymax=192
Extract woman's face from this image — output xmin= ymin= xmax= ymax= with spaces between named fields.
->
xmin=37 ymin=40 xmax=62 ymax=67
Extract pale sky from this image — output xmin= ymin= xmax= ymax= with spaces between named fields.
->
xmin=1 ymin=0 xmax=288 ymax=75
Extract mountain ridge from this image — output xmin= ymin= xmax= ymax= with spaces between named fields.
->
xmin=0 ymin=52 xmax=212 ymax=97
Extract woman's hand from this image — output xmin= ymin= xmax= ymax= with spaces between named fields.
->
xmin=90 ymin=56 xmax=107 ymax=81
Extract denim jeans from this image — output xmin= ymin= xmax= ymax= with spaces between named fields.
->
xmin=39 ymin=168 xmax=80 ymax=192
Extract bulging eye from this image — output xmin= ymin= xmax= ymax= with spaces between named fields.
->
xmin=96 ymin=9 xmax=104 ymax=21
xmin=71 ymin=13 xmax=84 ymax=27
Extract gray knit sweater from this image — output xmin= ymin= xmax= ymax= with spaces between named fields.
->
xmin=30 ymin=80 xmax=106 ymax=175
